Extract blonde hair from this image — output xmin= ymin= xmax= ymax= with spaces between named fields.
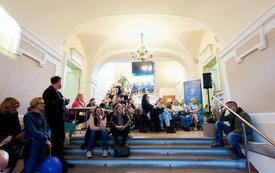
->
xmin=0 ymin=97 xmax=20 ymax=115
xmin=191 ymin=98 xmax=197 ymax=102
xmin=75 ymin=94 xmax=83 ymax=102
xmin=114 ymin=104 xmax=124 ymax=117
xmin=28 ymin=97 xmax=43 ymax=112
xmin=173 ymin=99 xmax=179 ymax=105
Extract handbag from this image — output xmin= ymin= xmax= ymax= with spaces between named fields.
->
xmin=64 ymin=122 xmax=75 ymax=137
xmin=16 ymin=117 xmax=44 ymax=159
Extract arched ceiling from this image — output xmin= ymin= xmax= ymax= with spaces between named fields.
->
xmin=1 ymin=0 xmax=274 ymax=53
xmin=1 ymin=0 xmax=274 ymax=79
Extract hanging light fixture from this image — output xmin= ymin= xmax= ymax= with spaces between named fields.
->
xmin=131 ymin=32 xmax=153 ymax=61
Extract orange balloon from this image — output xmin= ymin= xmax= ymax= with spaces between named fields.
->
xmin=0 ymin=150 xmax=9 ymax=171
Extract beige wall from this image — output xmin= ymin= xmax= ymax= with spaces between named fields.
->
xmin=0 ymin=53 xmax=55 ymax=115
xmin=226 ymin=31 xmax=275 ymax=113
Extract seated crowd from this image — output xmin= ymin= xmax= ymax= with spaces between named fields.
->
xmin=0 ymin=77 xmax=254 ymax=172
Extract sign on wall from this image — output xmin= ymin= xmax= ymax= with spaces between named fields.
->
xmin=184 ymin=79 xmax=203 ymax=107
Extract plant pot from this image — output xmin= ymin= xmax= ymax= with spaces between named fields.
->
xmin=202 ymin=123 xmax=215 ymax=137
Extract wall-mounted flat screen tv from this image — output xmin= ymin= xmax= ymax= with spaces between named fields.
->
xmin=132 ymin=61 xmax=153 ymax=76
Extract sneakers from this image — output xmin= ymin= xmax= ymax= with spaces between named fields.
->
xmin=231 ymin=154 xmax=245 ymax=160
xmin=102 ymin=150 xmax=108 ymax=157
xmin=86 ymin=151 xmax=92 ymax=158
xmin=193 ymin=128 xmax=198 ymax=131
xmin=210 ymin=143 xmax=224 ymax=148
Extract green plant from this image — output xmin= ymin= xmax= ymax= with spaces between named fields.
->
xmin=203 ymin=104 xmax=217 ymax=123
xmin=118 ymin=76 xmax=128 ymax=92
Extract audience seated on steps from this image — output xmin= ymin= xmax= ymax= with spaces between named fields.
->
xmin=86 ymin=107 xmax=108 ymax=158
xmin=0 ymin=97 xmax=21 ymax=173
xmin=189 ymin=98 xmax=204 ymax=131
xmin=210 ymin=101 xmax=254 ymax=160
xmin=171 ymin=99 xmax=190 ymax=131
xmin=157 ymin=98 xmax=175 ymax=133
xmin=110 ymin=104 xmax=131 ymax=146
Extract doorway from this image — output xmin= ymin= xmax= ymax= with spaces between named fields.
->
xmin=203 ymin=57 xmax=221 ymax=107
xmin=64 ymin=61 xmax=81 ymax=107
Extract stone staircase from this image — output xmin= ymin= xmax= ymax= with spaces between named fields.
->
xmin=64 ymin=135 xmax=247 ymax=171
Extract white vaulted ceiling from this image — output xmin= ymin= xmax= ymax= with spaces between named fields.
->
xmin=1 ymin=0 xmax=274 ymax=79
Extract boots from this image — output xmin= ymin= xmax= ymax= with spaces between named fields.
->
xmin=166 ymin=126 xmax=176 ymax=133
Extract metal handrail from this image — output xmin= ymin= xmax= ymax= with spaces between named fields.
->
xmin=212 ymin=96 xmax=275 ymax=146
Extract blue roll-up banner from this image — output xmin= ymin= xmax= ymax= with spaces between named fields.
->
xmin=184 ymin=79 xmax=203 ymax=107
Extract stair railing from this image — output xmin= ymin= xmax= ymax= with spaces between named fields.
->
xmin=212 ymin=96 xmax=275 ymax=173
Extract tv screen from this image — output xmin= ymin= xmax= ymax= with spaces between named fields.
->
xmin=132 ymin=61 xmax=153 ymax=76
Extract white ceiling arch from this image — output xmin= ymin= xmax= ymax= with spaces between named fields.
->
xmin=90 ymin=49 xmax=195 ymax=82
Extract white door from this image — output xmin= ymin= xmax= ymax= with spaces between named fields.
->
xmin=64 ymin=64 xmax=81 ymax=107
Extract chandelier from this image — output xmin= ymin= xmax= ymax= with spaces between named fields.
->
xmin=131 ymin=32 xmax=153 ymax=61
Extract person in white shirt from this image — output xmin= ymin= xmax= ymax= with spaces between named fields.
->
xmin=171 ymin=100 xmax=190 ymax=131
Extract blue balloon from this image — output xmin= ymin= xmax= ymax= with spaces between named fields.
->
xmin=40 ymin=156 xmax=63 ymax=173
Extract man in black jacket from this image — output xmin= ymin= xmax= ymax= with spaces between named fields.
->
xmin=42 ymin=76 xmax=73 ymax=172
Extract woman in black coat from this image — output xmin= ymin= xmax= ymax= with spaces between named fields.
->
xmin=141 ymin=94 xmax=159 ymax=132
xmin=0 ymin=97 xmax=21 ymax=172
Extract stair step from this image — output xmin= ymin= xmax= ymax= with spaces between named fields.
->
xmin=70 ymin=137 xmax=216 ymax=145
xmin=68 ymin=167 xmax=247 ymax=173
xmin=64 ymin=145 xmax=232 ymax=156
xmin=64 ymin=155 xmax=245 ymax=168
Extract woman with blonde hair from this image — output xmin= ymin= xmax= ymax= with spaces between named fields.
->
xmin=110 ymin=104 xmax=131 ymax=145
xmin=86 ymin=106 xmax=108 ymax=158
xmin=70 ymin=94 xmax=86 ymax=123
xmin=23 ymin=97 xmax=51 ymax=173
xmin=0 ymin=97 xmax=21 ymax=172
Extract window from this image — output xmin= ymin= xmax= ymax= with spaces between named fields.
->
xmin=0 ymin=6 xmax=21 ymax=54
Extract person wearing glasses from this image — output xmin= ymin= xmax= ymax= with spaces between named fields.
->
xmin=23 ymin=97 xmax=51 ymax=173
xmin=0 ymin=97 xmax=21 ymax=173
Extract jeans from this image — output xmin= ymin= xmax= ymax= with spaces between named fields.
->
xmin=172 ymin=114 xmax=189 ymax=128
xmin=215 ymin=121 xmax=232 ymax=144
xmin=159 ymin=109 xmax=171 ymax=127
xmin=215 ymin=121 xmax=243 ymax=156
xmin=87 ymin=130 xmax=108 ymax=151
xmin=228 ymin=133 xmax=243 ymax=156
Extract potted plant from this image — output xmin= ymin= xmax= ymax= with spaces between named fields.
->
xmin=118 ymin=76 xmax=128 ymax=92
xmin=202 ymin=104 xmax=217 ymax=137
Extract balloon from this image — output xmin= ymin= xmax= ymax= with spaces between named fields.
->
xmin=40 ymin=156 xmax=63 ymax=173
xmin=0 ymin=150 xmax=9 ymax=171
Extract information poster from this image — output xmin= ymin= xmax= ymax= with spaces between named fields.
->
xmin=183 ymin=79 xmax=203 ymax=107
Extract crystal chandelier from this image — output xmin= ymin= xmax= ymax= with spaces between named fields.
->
xmin=131 ymin=32 xmax=153 ymax=61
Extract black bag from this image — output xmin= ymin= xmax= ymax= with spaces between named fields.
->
xmin=113 ymin=144 xmax=130 ymax=157
xmin=16 ymin=139 xmax=32 ymax=159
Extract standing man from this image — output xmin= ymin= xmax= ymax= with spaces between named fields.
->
xmin=210 ymin=101 xmax=254 ymax=160
xmin=42 ymin=76 xmax=73 ymax=172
